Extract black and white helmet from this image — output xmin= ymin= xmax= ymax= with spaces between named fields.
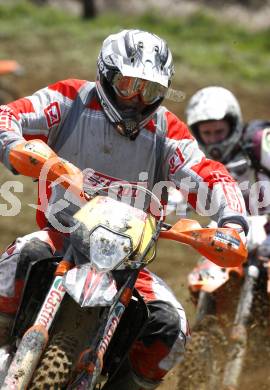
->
xmin=96 ymin=29 xmax=174 ymax=138
xmin=186 ymin=86 xmax=243 ymax=163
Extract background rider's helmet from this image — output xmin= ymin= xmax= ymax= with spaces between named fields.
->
xmin=96 ymin=29 xmax=174 ymax=138
xmin=186 ymin=86 xmax=243 ymax=163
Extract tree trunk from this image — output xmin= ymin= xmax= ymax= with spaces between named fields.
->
xmin=82 ymin=0 xmax=97 ymax=19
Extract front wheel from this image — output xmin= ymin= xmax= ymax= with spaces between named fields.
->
xmin=193 ymin=291 xmax=215 ymax=328
xmin=29 ymin=332 xmax=77 ymax=389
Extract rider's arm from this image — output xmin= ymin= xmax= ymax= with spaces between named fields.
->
xmin=162 ymin=109 xmax=249 ymax=235
xmin=0 ymin=79 xmax=87 ymax=171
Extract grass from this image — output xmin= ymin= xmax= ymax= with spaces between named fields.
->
xmin=0 ymin=1 xmax=270 ymax=88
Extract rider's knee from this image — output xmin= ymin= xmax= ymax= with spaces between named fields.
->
xmin=0 ymin=236 xmax=54 ymax=314
xmin=142 ymin=300 xmax=184 ymax=347
xmin=129 ymin=301 xmax=187 ymax=385
xmin=16 ymin=238 xmax=54 ymax=279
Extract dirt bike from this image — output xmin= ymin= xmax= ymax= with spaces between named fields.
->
xmin=178 ymin=215 xmax=270 ymax=390
xmin=0 ymin=60 xmax=22 ymax=104
xmin=0 ymin=140 xmax=247 ymax=389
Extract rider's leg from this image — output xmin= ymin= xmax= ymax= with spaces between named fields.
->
xmin=0 ymin=228 xmax=64 ymax=345
xmin=106 ymin=269 xmax=190 ymax=390
xmin=128 ymin=300 xmax=188 ymax=389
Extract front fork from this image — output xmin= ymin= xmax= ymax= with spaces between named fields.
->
xmin=68 ymin=271 xmax=138 ymax=390
xmin=193 ymin=291 xmax=216 ymax=329
xmin=222 ymin=263 xmax=259 ymax=390
xmin=2 ymin=260 xmax=72 ymax=389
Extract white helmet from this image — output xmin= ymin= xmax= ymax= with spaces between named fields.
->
xmin=186 ymin=86 xmax=243 ymax=163
xmin=96 ymin=29 xmax=174 ymax=139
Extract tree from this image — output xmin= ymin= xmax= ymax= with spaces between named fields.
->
xmin=30 ymin=0 xmax=48 ymax=5
xmin=82 ymin=0 xmax=97 ymax=19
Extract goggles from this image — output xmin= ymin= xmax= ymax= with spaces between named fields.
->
xmin=112 ymin=74 xmax=167 ymax=105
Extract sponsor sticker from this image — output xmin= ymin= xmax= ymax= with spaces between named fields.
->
xmin=44 ymin=101 xmax=61 ymax=128
xmin=169 ymin=147 xmax=184 ymax=174
xmin=0 ymin=106 xmax=13 ymax=130
xmin=35 ymin=276 xmax=65 ymax=329
xmin=214 ymin=231 xmax=240 ymax=249
xmin=24 ymin=141 xmax=50 ymax=159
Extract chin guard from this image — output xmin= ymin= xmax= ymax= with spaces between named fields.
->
xmin=115 ymin=122 xmax=139 ymax=140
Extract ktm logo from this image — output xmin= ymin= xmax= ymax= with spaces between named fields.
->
xmin=44 ymin=102 xmax=61 ymax=128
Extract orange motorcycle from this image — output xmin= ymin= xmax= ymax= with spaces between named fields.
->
xmin=179 ymin=216 xmax=270 ymax=390
xmin=0 ymin=140 xmax=247 ymax=389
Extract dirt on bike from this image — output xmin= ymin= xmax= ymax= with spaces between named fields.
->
xmin=0 ymin=139 xmax=247 ymax=389
xmin=177 ymin=216 xmax=270 ymax=390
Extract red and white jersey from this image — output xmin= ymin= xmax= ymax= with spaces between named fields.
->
xmin=0 ymin=79 xmax=247 ymax=228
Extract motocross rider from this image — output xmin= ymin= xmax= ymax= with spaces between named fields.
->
xmin=0 ymin=31 xmax=248 ymax=389
xmin=186 ymin=86 xmax=270 ymax=215
xmin=185 ymin=85 xmax=270 ymax=282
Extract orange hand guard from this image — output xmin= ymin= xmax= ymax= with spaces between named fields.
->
xmin=9 ymin=139 xmax=86 ymax=200
xmin=160 ymin=219 xmax=248 ymax=268
xmin=0 ymin=60 xmax=21 ymax=75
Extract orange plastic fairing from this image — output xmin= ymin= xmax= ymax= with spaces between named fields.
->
xmin=160 ymin=219 xmax=247 ymax=268
xmin=0 ymin=60 xmax=21 ymax=75
xmin=9 ymin=139 xmax=85 ymax=200
xmin=54 ymin=260 xmax=73 ymax=276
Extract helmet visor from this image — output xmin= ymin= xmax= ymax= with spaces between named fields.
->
xmin=112 ymin=74 xmax=167 ymax=105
